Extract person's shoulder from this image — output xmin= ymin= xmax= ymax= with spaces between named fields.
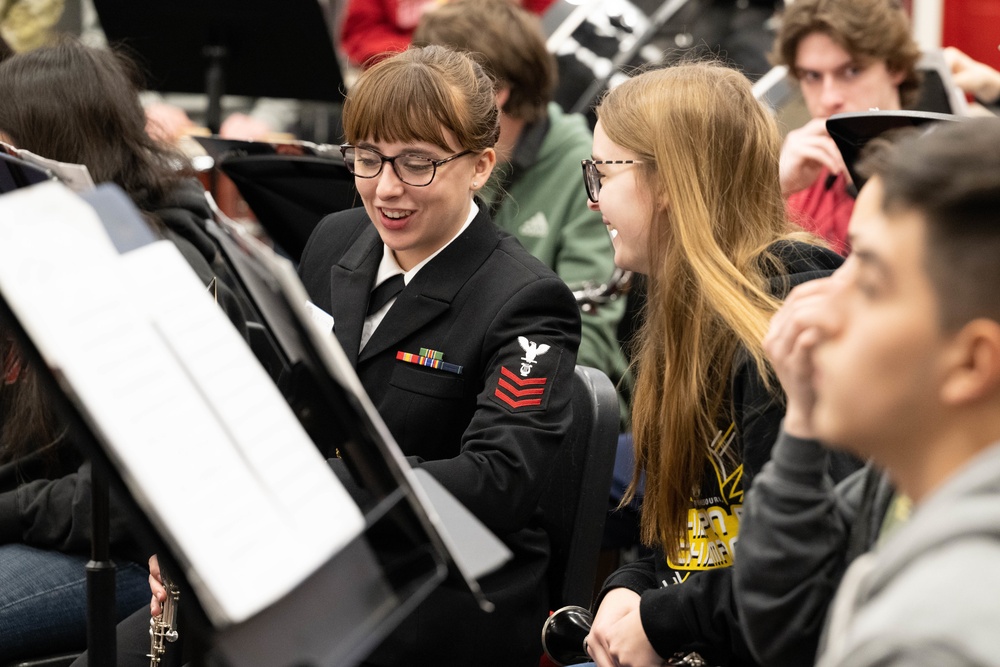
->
xmin=298 ymin=207 xmax=376 ymax=285
xmin=542 ymin=103 xmax=594 ymax=154
xmin=492 ymin=225 xmax=566 ymax=283
xmin=314 ymin=206 xmax=370 ymax=237
xmin=466 ymin=224 xmax=578 ymax=314
xmin=838 ymin=540 xmax=1000 ymax=667
xmin=303 ymin=207 xmax=371 ymax=255
xmin=766 ymin=239 xmax=844 ymax=295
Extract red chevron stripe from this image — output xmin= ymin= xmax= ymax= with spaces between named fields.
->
xmin=498 ymin=378 xmax=545 ymax=397
xmin=494 ymin=389 xmax=543 ymax=409
xmin=500 ymin=366 xmax=548 ymax=386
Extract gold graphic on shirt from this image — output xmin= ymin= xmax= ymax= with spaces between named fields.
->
xmin=669 ymin=423 xmax=743 ymax=571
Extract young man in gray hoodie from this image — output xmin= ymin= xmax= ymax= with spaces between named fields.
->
xmin=735 ymin=116 xmax=1000 ymax=667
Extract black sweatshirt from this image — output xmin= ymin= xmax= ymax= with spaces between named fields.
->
xmin=596 ymin=241 xmax=854 ymax=666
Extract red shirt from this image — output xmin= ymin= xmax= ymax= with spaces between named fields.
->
xmin=341 ymin=0 xmax=558 ymax=67
xmin=786 ymin=168 xmax=854 ymax=255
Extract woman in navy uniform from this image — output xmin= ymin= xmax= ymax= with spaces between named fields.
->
xmin=72 ymin=45 xmax=580 ymax=667
xmin=295 ymin=44 xmax=581 ymax=666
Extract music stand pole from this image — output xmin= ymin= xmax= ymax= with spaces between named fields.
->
xmin=204 ymin=45 xmax=228 ymax=135
xmin=91 ymin=0 xmax=346 ymax=125
xmin=86 ymin=464 xmax=117 ymax=665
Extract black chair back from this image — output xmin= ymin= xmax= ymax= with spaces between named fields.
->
xmin=540 ymin=365 xmax=620 ymax=610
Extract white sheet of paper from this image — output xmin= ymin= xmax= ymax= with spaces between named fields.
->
xmin=0 ymin=183 xmax=364 ymax=624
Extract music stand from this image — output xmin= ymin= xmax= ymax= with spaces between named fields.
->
xmin=826 ymin=110 xmax=961 ymax=191
xmin=217 ymin=154 xmax=357 ymax=262
xmin=92 ymin=0 xmax=345 ymax=133
xmin=0 ymin=183 xmax=508 ymax=666
xmin=545 ymin=0 xmax=693 ymax=118
xmin=0 ymin=157 xmax=115 ymax=664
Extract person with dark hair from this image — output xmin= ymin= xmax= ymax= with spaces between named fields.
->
xmin=74 ymin=43 xmax=580 ymax=667
xmin=0 ymin=38 xmax=248 ymax=660
xmin=736 ymin=116 xmax=1000 ymax=667
xmin=570 ymin=61 xmax=847 ymax=667
xmin=413 ymin=0 xmax=629 ymax=419
xmin=771 ymin=0 xmax=921 ymax=254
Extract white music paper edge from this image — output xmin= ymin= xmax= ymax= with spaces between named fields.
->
xmin=0 ymin=182 xmax=364 ymax=625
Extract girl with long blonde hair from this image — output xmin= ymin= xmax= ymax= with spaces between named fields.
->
xmin=580 ymin=62 xmax=843 ymax=666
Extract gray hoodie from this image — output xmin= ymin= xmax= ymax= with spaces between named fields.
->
xmin=817 ymin=441 xmax=1000 ymax=667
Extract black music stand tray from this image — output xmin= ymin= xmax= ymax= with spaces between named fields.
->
xmin=218 ymin=154 xmax=358 ymax=263
xmin=826 ymin=110 xmax=961 ymax=191
xmin=92 ymin=0 xmax=345 ymax=133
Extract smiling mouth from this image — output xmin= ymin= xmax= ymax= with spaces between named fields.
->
xmin=379 ymin=208 xmax=415 ymax=230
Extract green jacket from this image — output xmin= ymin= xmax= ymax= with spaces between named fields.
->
xmin=482 ymin=103 xmax=631 ymax=419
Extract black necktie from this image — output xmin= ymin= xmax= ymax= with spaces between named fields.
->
xmin=367 ymin=273 xmax=405 ymax=316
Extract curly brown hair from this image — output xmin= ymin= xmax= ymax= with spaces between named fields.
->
xmin=773 ymin=0 xmax=922 ymax=108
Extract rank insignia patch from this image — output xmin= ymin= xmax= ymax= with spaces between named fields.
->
xmin=489 ymin=337 xmax=562 ymax=413
xmin=495 ymin=366 xmax=547 ymax=409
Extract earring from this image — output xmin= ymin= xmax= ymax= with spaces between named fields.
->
xmin=472 ymin=181 xmax=479 ymax=188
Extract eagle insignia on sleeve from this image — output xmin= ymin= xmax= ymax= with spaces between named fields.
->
xmin=490 ymin=337 xmax=562 ymax=413
xmin=517 ymin=336 xmax=550 ymax=377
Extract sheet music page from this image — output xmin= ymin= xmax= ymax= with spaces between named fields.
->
xmin=0 ymin=183 xmax=364 ymax=625
xmin=231 ymin=228 xmax=507 ymax=605
xmin=211 ymin=211 xmax=514 ymax=609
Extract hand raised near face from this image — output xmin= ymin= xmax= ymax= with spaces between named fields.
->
xmin=764 ymin=273 xmax=847 ymax=438
xmin=943 ymin=46 xmax=1000 ymax=105
xmin=779 ymin=118 xmax=848 ymax=196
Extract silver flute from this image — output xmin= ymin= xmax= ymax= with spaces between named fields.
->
xmin=148 ymin=575 xmax=180 ymax=666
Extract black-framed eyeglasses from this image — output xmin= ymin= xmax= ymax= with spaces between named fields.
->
xmin=340 ymin=144 xmax=474 ymax=187
xmin=581 ymin=159 xmax=644 ymax=203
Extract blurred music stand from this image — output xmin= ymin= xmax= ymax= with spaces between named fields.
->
xmin=826 ymin=110 xmax=961 ymax=191
xmin=544 ymin=0 xmax=692 ymax=122
xmin=0 ymin=184 xmax=508 ymax=667
xmin=92 ymin=0 xmax=345 ymax=133
xmin=913 ymin=49 xmax=970 ymax=116
xmin=217 ymin=154 xmax=357 ymax=262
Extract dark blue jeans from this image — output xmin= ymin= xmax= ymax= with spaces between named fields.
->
xmin=0 ymin=544 xmax=149 ymax=661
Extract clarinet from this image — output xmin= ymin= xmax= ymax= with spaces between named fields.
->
xmin=571 ymin=269 xmax=633 ymax=314
xmin=541 ymin=605 xmax=713 ymax=666
xmin=148 ymin=575 xmax=180 ymax=666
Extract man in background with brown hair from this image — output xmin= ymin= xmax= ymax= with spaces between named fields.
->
xmin=414 ymin=0 xmax=630 ymax=417
xmin=771 ymin=0 xmax=921 ymax=254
